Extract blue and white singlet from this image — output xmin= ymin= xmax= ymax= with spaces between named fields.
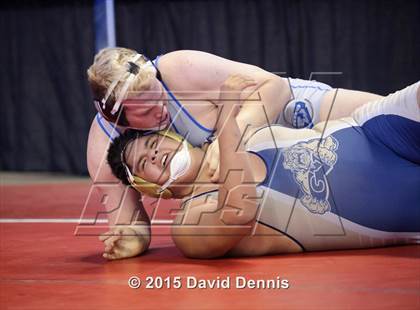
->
xmin=96 ymin=57 xmax=334 ymax=145
xmin=184 ymin=82 xmax=420 ymax=251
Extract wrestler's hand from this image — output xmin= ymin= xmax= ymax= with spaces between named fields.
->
xmin=205 ymin=75 xmax=257 ymax=182
xmin=99 ymin=225 xmax=151 ymax=260
xmin=218 ymin=74 xmax=257 ymax=119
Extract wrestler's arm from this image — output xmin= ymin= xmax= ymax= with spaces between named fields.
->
xmin=320 ymin=89 xmax=384 ymax=122
xmin=160 ymin=50 xmax=289 ymax=128
xmin=87 ymin=120 xmax=151 ymax=260
xmin=161 ymin=50 xmax=289 ymax=180
xmin=172 ymin=76 xmax=259 ymax=259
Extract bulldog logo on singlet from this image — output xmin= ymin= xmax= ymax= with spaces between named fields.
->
xmin=282 ymin=136 xmax=339 ymax=214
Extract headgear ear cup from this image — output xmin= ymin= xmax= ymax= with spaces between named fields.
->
xmin=131 ymin=176 xmax=173 ymax=199
xmin=126 ymin=130 xmax=192 ymax=199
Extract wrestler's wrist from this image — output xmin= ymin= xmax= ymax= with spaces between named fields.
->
xmin=216 ymin=112 xmax=238 ymax=132
xmin=130 ymin=221 xmax=151 ymax=234
xmin=130 ymin=223 xmax=152 ymax=253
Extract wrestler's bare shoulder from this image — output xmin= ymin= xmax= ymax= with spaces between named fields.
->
xmin=157 ymin=50 xmax=283 ymax=92
xmin=87 ymin=117 xmax=123 ymax=179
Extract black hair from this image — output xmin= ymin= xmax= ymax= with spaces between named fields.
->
xmin=107 ymin=129 xmax=148 ymax=185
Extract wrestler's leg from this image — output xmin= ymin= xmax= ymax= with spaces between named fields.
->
xmin=352 ymin=81 xmax=420 ymax=163
xmin=319 ymin=89 xmax=384 ymax=122
xmin=417 ymin=82 xmax=420 ymax=108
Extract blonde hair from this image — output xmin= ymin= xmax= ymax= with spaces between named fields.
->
xmin=86 ymin=47 xmax=155 ymax=114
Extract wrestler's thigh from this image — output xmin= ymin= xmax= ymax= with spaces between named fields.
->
xmin=319 ymin=89 xmax=384 ymax=122
xmin=417 ymin=83 xmax=420 ymax=108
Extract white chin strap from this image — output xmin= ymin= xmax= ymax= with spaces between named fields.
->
xmin=159 ymin=140 xmax=191 ymax=193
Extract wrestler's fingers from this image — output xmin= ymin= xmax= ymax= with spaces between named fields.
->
xmin=230 ymin=74 xmax=254 ymax=81
xmin=99 ymin=228 xmax=125 ymax=242
xmin=204 ymin=147 xmax=218 ymax=172
xmin=104 ymin=244 xmax=114 ymax=253
xmin=238 ymin=80 xmax=257 ymax=89
xmin=104 ymin=239 xmax=124 ymax=255
xmin=224 ymin=80 xmax=257 ymax=91
xmin=210 ymin=165 xmax=220 ymax=183
xmin=104 ymin=235 xmax=121 ymax=247
xmin=99 ymin=231 xmax=114 ymax=242
xmin=104 ymin=247 xmax=124 ymax=260
xmin=223 ymin=75 xmax=256 ymax=91
xmin=208 ymin=157 xmax=219 ymax=176
xmin=231 ymin=75 xmax=256 ymax=84
xmin=103 ymin=252 xmax=121 ymax=260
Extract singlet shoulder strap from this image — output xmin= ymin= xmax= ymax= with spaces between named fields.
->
xmin=151 ymin=55 xmax=163 ymax=82
xmin=151 ymin=55 xmax=214 ymax=133
xmin=95 ymin=113 xmax=122 ymax=141
xmin=180 ymin=189 xmax=219 ymax=208
xmin=153 ymin=55 xmax=162 ymax=66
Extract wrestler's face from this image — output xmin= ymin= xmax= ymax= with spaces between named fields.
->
xmin=124 ymin=133 xmax=202 ymax=187
xmin=122 ymin=78 xmax=170 ymax=130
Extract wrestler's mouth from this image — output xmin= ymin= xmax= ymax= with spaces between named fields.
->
xmin=161 ymin=153 xmax=169 ymax=167
xmin=161 ymin=151 xmax=173 ymax=168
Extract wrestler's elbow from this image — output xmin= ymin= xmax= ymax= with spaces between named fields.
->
xmin=170 ymin=199 xmax=256 ymax=258
xmin=179 ymin=243 xmax=228 ymax=259
xmin=260 ymin=73 xmax=288 ymax=95
xmin=171 ymin=227 xmax=232 ymax=259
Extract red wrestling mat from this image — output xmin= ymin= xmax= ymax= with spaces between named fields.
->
xmin=1 ymin=183 xmax=419 ymax=309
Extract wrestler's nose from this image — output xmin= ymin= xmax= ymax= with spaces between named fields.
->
xmin=149 ymin=149 xmax=159 ymax=164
